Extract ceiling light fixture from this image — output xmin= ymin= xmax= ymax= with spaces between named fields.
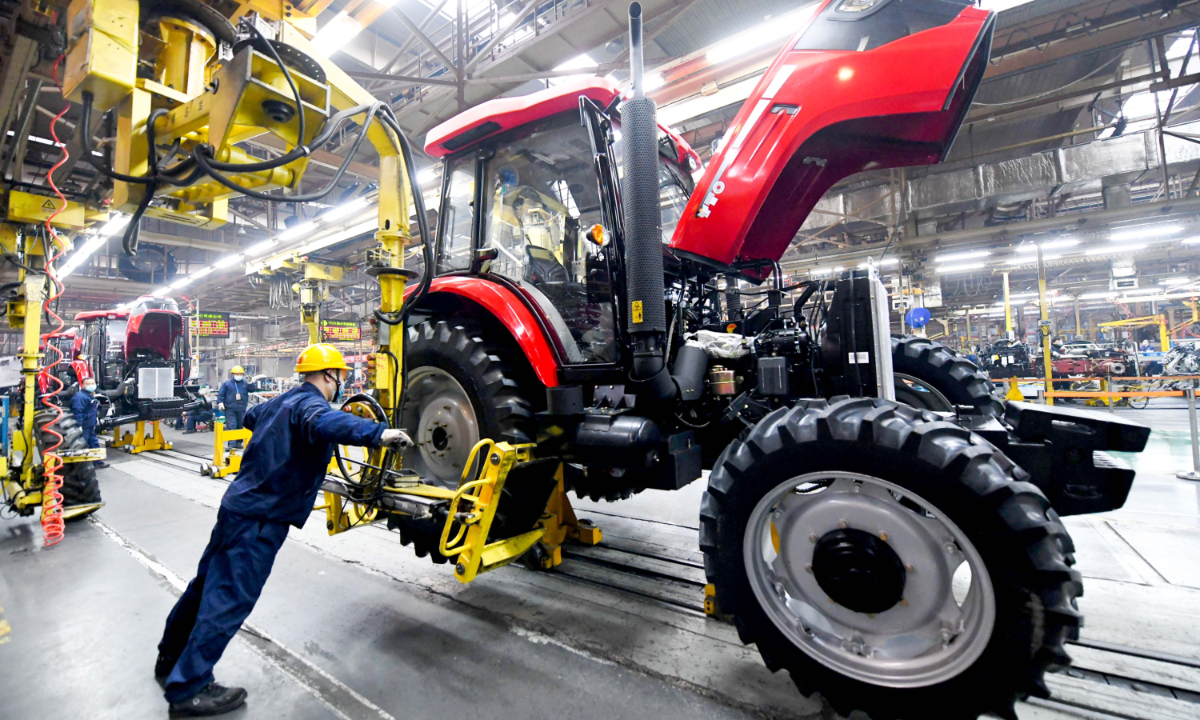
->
xmin=243 ymin=239 xmax=277 ymax=257
xmin=213 ymin=254 xmax=243 ymax=269
xmin=1016 ymin=238 xmax=1080 ymax=252
xmin=936 ymin=249 xmax=990 ymax=262
xmin=312 ymin=12 xmax=363 ymax=56
xmin=1109 ymin=224 xmax=1182 ymax=242
xmin=937 ymin=262 xmax=986 ymax=274
xmin=1086 ymin=243 xmax=1146 ymax=256
xmin=276 ymin=221 xmax=317 ymax=243
xmin=320 ymin=198 xmax=370 ymax=224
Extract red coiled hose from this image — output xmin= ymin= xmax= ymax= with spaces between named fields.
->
xmin=38 ymin=56 xmax=72 ymax=546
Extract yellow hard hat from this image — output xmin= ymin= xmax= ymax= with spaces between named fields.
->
xmin=295 ymin=344 xmax=351 ymax=373
xmin=230 ymin=365 xmax=244 ymax=375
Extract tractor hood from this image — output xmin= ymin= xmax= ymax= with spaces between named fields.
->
xmin=670 ymin=0 xmax=994 ymax=278
xmin=127 ymin=309 xmax=182 ymax=362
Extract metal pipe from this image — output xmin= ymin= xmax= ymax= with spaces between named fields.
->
xmin=1003 ymin=271 xmax=1012 ymax=340
xmin=629 ymin=2 xmax=644 ymax=98
xmin=1178 ymin=388 xmax=1200 ymax=481
xmin=1037 ymin=245 xmax=1054 ymax=405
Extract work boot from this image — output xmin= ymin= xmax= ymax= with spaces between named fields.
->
xmin=93 ymin=460 xmax=110 ymax=469
xmin=183 ymin=429 xmax=197 ymax=435
xmin=154 ymin=653 xmax=176 ymax=687
xmin=168 ymin=682 xmax=247 ymax=717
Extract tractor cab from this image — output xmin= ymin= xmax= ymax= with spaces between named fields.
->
xmin=425 ymin=77 xmax=699 ymax=366
xmin=75 ymin=296 xmax=197 ymax=425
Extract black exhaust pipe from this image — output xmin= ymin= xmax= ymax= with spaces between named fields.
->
xmin=622 ymin=2 xmax=672 ymax=399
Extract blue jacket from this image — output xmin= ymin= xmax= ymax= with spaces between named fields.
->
xmin=220 ymin=382 xmax=386 ymax=527
xmin=71 ymin=389 xmax=99 ymax=431
xmin=217 ymin=378 xmax=250 ymax=413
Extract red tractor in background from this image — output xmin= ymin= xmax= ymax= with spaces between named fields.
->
xmin=75 ymin=295 xmax=205 ymax=428
xmin=368 ymin=2 xmax=1150 ymax=719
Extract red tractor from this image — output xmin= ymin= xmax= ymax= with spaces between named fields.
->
xmin=75 ymin=295 xmax=205 ymax=427
xmin=379 ymin=2 xmax=1150 ymax=718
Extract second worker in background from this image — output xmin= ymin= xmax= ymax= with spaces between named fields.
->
xmin=216 ymin=365 xmax=248 ymax=448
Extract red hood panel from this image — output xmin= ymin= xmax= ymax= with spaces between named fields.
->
xmin=127 ymin=309 xmax=182 ymax=362
xmin=670 ymin=0 xmax=993 ymax=277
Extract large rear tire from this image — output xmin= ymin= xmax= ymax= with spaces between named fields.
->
xmin=34 ymin=410 xmax=102 ymax=512
xmin=891 ymin=336 xmax=1003 ymax=416
xmin=701 ymin=397 xmax=1080 ymax=720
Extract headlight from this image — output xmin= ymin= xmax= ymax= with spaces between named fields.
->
xmin=837 ymin=0 xmax=888 ymax=13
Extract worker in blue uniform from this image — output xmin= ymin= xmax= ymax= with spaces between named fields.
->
xmin=154 ymin=344 xmax=411 ymax=717
xmin=70 ymin=375 xmax=108 ymax=469
xmin=216 ymin=366 xmax=249 ymax=448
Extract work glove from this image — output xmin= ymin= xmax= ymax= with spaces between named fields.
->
xmin=380 ymin=429 xmax=412 ymax=450
xmin=217 ymin=402 xmax=225 ymax=410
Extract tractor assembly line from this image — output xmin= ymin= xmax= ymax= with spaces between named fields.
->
xmin=3 ymin=1 xmax=1193 ymax=719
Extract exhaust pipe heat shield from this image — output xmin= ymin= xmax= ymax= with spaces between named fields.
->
xmin=670 ymin=0 xmax=994 ymax=278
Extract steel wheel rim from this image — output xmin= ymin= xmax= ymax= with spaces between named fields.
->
xmin=743 ymin=471 xmax=996 ymax=688
xmin=401 ymin=367 xmax=479 ymax=488
xmin=893 ymin=373 xmax=954 ymax=412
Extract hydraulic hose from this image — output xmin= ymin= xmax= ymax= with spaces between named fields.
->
xmin=37 ymin=55 xmax=74 ymax=546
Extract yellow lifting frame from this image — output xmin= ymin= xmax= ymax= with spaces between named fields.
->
xmin=111 ymin=419 xmax=173 ymax=454
xmin=204 ymin=420 xmax=252 ymax=478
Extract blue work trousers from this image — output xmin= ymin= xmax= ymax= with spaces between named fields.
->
xmin=224 ymin=407 xmax=246 ymax=448
xmin=157 ymin=507 xmax=289 ymax=703
xmin=82 ymin=425 xmax=99 ymax=448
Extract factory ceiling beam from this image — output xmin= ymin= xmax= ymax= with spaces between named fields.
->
xmin=461 ymin=0 xmax=541 ymax=76
xmin=387 ymin=6 xmax=458 ymax=77
xmin=900 ymin=195 xmax=1200 ymax=250
xmin=464 ymin=62 xmax=625 ymax=85
xmin=345 ymin=71 xmax=458 ymax=87
xmin=373 ymin=0 xmax=452 ymax=78
xmin=984 ymin=6 xmax=1198 ymax=82
xmin=138 ymin=232 xmax=242 ymax=254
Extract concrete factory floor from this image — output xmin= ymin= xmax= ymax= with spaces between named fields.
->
xmin=2 ymin=409 xmax=1200 ymax=720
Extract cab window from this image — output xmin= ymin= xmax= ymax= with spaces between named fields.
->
xmin=437 ymin=155 xmax=476 ymax=273
xmin=481 ymin=117 xmax=618 ymax=364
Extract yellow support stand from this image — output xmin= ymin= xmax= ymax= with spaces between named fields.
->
xmin=533 ymin=463 xmax=602 ymax=570
xmin=202 ymin=420 xmax=252 ymax=478
xmin=1004 ymin=379 xmax=1024 ymax=402
xmin=111 ymin=420 xmax=172 ymax=454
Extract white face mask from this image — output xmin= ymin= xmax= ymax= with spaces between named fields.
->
xmin=83 ymin=384 xmax=97 ymax=393
xmin=232 ymin=375 xmax=243 ymax=382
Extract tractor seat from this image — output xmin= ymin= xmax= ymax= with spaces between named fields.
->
xmin=523 ymin=245 xmax=569 ymax=285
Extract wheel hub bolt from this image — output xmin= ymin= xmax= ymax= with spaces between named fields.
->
xmin=879 ymin=532 xmax=888 ymax=541
xmin=809 ymin=534 xmax=818 ymax=543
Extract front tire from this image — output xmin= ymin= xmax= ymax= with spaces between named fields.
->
xmin=700 ymin=397 xmax=1080 ymax=720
